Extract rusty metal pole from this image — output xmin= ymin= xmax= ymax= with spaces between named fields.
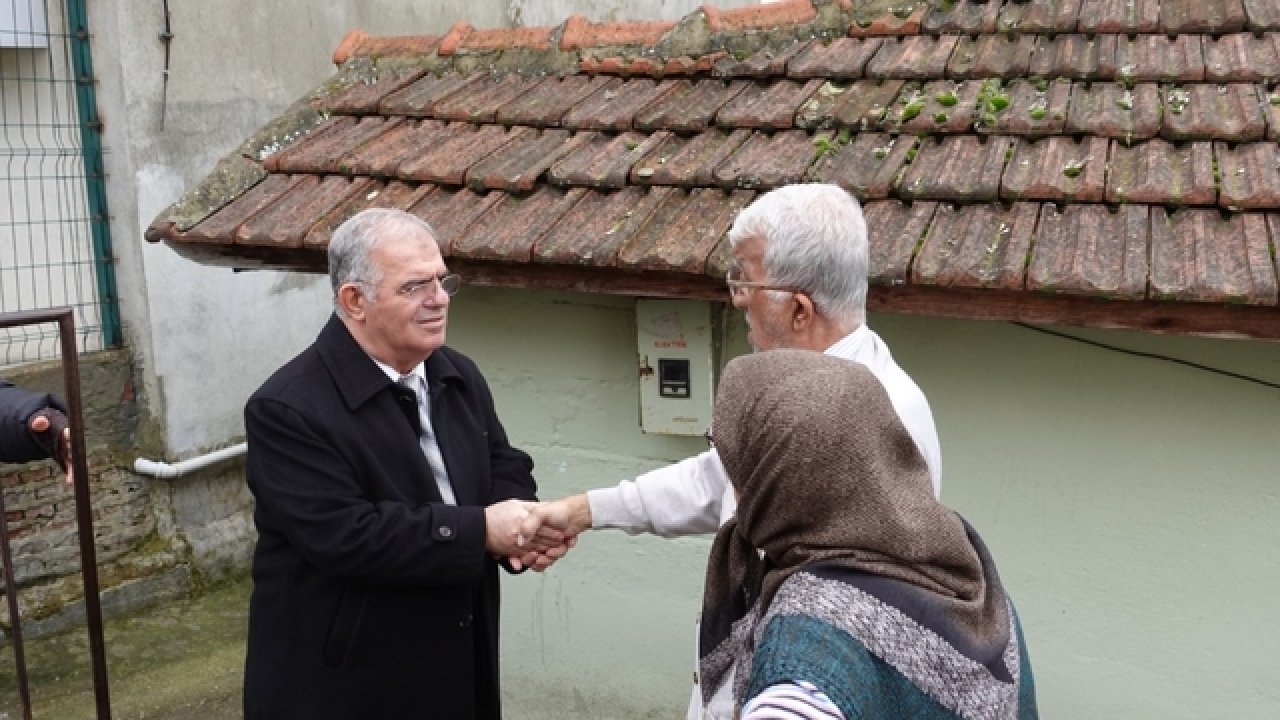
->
xmin=0 ymin=308 xmax=112 ymax=719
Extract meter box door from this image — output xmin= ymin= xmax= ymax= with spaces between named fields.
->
xmin=636 ymin=298 xmax=714 ymax=436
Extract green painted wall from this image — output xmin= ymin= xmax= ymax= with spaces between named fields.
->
xmin=447 ymin=286 xmax=1280 ymax=720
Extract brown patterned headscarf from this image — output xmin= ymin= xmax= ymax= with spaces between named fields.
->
xmin=698 ymin=349 xmax=1009 ymax=701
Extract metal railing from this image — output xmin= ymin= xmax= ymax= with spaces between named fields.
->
xmin=1 ymin=0 xmax=120 ymax=366
xmin=0 ymin=307 xmax=111 ymax=720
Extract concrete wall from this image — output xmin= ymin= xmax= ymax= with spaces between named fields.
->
xmin=436 ymin=286 xmax=1280 ymax=720
xmin=87 ymin=0 xmax=753 ymax=459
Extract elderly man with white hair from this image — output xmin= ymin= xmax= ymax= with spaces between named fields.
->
xmin=526 ymin=182 xmax=943 ymax=720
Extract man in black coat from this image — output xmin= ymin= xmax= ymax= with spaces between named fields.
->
xmin=243 ymin=208 xmax=564 ymax=720
xmin=0 ymin=378 xmax=71 ymax=477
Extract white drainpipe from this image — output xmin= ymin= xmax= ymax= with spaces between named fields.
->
xmin=132 ymin=442 xmax=247 ymax=479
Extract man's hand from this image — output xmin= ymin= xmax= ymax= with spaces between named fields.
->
xmin=519 ymin=494 xmax=592 ymax=540
xmin=28 ymin=408 xmax=72 ymax=485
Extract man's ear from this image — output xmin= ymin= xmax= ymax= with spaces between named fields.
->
xmin=790 ymin=292 xmax=816 ymax=331
xmin=337 ymin=283 xmax=367 ymax=321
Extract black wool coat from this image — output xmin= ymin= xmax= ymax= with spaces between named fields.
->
xmin=242 ymin=316 xmax=537 ymax=720
xmin=0 ymin=378 xmax=63 ymax=464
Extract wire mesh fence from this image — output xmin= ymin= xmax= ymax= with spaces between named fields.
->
xmin=1 ymin=0 xmax=116 ymax=366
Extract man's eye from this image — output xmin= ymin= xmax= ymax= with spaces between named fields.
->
xmin=401 ymin=282 xmax=427 ymax=295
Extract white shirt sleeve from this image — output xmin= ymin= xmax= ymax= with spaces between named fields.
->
xmin=586 ymin=448 xmax=732 ymax=537
xmin=741 ymin=681 xmax=845 ymax=720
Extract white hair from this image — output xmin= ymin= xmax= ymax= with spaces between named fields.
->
xmin=328 ymin=208 xmax=438 ymax=315
xmin=727 ymin=183 xmax=869 ymax=326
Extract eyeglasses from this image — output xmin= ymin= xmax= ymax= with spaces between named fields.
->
xmin=724 ymin=268 xmax=802 ymax=298
xmin=393 ymin=273 xmax=462 ymax=299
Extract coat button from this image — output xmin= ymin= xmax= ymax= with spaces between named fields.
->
xmin=459 ymin=613 xmax=473 ymax=628
xmin=438 ymin=526 xmax=453 ymax=539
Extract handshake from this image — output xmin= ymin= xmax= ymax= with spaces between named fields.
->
xmin=483 ymin=494 xmax=592 ymax=572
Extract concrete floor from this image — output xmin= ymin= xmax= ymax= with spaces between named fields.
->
xmin=0 ymin=578 xmax=248 ymax=719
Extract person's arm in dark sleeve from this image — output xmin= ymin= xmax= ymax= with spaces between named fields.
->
xmin=474 ymin=373 xmax=536 ymax=505
xmin=245 ymin=396 xmax=487 ymax=588
xmin=0 ymin=379 xmax=68 ymax=465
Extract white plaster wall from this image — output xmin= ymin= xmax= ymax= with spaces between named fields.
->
xmin=443 ymin=286 xmax=1280 ymax=719
xmin=86 ymin=0 xmax=754 ymax=456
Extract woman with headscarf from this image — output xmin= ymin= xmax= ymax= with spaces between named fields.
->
xmin=699 ymin=349 xmax=1036 ymax=719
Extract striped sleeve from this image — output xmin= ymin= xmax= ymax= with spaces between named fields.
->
xmin=741 ymin=680 xmax=845 ymax=720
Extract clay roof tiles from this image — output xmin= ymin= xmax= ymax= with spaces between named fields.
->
xmin=147 ymin=0 xmax=1280 ymax=339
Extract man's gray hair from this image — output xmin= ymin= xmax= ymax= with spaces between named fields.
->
xmin=328 ymin=208 xmax=438 ymax=311
xmin=727 ymin=183 xmax=869 ymax=325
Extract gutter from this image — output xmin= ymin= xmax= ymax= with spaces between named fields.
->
xmin=133 ymin=442 xmax=247 ymax=479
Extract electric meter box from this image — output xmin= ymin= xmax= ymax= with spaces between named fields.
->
xmin=636 ymin=298 xmax=713 ymax=436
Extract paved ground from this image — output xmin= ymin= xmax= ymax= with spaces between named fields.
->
xmin=0 ymin=577 xmax=248 ymax=719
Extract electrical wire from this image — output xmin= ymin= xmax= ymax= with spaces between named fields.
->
xmin=1012 ymin=322 xmax=1280 ymax=391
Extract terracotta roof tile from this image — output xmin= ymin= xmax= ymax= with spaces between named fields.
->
xmin=326 ymin=68 xmax=428 ymax=115
xmin=997 ymin=0 xmax=1084 ymax=34
xmin=452 ymin=24 xmax=555 ymax=53
xmin=184 ymin=174 xmax=302 ymax=244
xmin=270 ymin=116 xmax=407 ymax=175
xmin=235 ymin=175 xmax=373 ymax=248
xmin=912 ymin=202 xmax=1039 ymax=290
xmin=1216 ymin=141 xmax=1280 ymax=209
xmin=900 ymin=135 xmax=1016 ymax=202
xmin=408 ymin=187 xmax=503 ymax=255
xmin=890 ymin=80 xmax=982 ymax=135
xmin=1159 ymin=0 xmax=1247 ymax=33
xmin=865 ymin=36 xmax=961 ymax=80
xmin=807 ymin=133 xmax=916 ymax=200
xmin=303 ymin=181 xmax=435 ymax=249
xmin=548 ymin=130 xmax=667 ymax=188
xmin=396 ymin=123 xmax=520 ymax=184
xmin=1116 ymin=34 xmax=1205 ymax=83
xmin=341 ymin=118 xmax=446 ymax=176
xmin=787 ymin=37 xmax=883 ymax=79
xmin=702 ymin=0 xmax=817 ymax=33
xmin=821 ymin=78 xmax=905 ymax=129
xmin=1029 ymin=34 xmax=1119 ymax=79
xmin=380 ymin=72 xmax=485 ymax=117
xmin=715 ymin=78 xmax=823 ymax=129
xmin=433 ymin=74 xmax=542 ymax=123
xmin=1028 ymin=204 xmax=1149 ymax=299
xmin=1077 ymin=0 xmax=1160 ymax=33
xmin=559 ymin=16 xmax=676 ymax=50
xmin=922 ymin=0 xmax=1002 ymax=34
xmin=948 ymin=34 xmax=1037 ymax=80
xmin=848 ymin=5 xmax=926 ymax=37
xmin=464 ymin=127 xmax=581 ymax=192
xmin=1064 ymin=83 xmax=1160 ymax=140
xmin=1203 ymin=33 xmax=1280 ymax=83
xmin=863 ymin=200 xmax=938 ymax=285
xmin=1243 ymin=0 xmax=1280 ymax=30
xmin=1002 ymin=135 xmax=1109 ymax=202
xmin=712 ymin=129 xmax=818 ymax=190
xmin=617 ymin=187 xmax=753 ymax=273
xmin=633 ymin=79 xmax=748 ymax=134
xmin=630 ymin=128 xmax=752 ymax=187
xmin=1163 ymin=84 xmax=1265 ymax=142
xmin=494 ymin=75 xmax=617 ymax=127
xmin=987 ymin=78 xmax=1071 ymax=137
xmin=453 ymin=186 xmax=585 ymax=262
xmin=1266 ymin=91 xmax=1280 ymax=141
xmin=534 ymin=186 xmax=667 ymax=266
xmin=331 ymin=30 xmax=442 ymax=65
xmin=1106 ymin=139 xmax=1217 ymax=206
xmin=562 ymin=78 xmax=680 ymax=131
xmin=1150 ymin=208 xmax=1277 ymax=304
xmin=714 ymin=41 xmax=808 ymax=78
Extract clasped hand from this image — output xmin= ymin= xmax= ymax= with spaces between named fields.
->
xmin=483 ymin=499 xmax=579 ymax=572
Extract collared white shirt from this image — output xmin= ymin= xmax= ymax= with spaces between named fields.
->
xmin=372 ymin=359 xmax=457 ymax=505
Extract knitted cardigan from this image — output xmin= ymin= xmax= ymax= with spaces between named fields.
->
xmin=742 ymin=569 xmax=1038 ymax=720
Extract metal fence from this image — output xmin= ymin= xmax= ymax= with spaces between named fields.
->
xmin=1 ymin=0 xmax=118 ymax=366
